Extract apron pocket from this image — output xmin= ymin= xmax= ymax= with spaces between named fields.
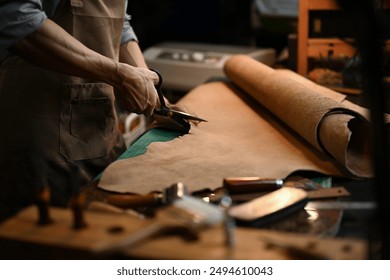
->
xmin=70 ymin=97 xmax=107 ymax=142
xmin=60 ymin=83 xmax=118 ymax=161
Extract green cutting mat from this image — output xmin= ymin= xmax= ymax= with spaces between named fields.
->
xmin=95 ymin=128 xmax=181 ymax=180
xmin=118 ymin=128 xmax=183 ymax=159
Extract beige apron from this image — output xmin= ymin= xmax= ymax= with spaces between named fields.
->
xmin=0 ymin=0 xmax=126 ymax=219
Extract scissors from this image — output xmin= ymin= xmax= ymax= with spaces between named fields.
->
xmin=152 ymin=70 xmax=207 ymax=123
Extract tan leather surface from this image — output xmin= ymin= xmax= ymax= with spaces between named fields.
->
xmin=99 ymin=84 xmax=344 ymax=194
xmin=98 ymin=55 xmax=382 ymax=194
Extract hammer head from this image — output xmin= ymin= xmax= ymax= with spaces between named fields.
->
xmin=164 ymin=182 xmax=189 ymax=204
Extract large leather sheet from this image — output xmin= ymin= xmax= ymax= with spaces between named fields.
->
xmin=98 ymin=55 xmax=376 ymax=194
xmin=224 ymin=55 xmax=373 ymax=178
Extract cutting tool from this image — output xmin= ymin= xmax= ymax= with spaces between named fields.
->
xmin=152 ymin=70 xmax=207 ymax=123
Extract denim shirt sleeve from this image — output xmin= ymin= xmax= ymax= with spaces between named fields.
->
xmin=121 ymin=2 xmax=138 ymax=45
xmin=0 ymin=0 xmax=137 ymax=60
xmin=0 ymin=0 xmax=47 ymax=60
xmin=122 ymin=14 xmax=138 ymax=45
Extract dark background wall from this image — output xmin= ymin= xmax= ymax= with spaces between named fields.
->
xmin=127 ymin=0 xmax=295 ymax=54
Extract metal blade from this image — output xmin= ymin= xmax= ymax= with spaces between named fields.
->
xmin=169 ymin=109 xmax=208 ymax=122
xmin=305 ymin=201 xmax=377 ymax=210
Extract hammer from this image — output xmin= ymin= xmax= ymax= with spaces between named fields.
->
xmin=100 ymin=182 xmax=236 ymax=249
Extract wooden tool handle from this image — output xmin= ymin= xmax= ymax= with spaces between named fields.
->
xmin=70 ymin=193 xmax=87 ymax=229
xmin=105 ymin=193 xmax=163 ymax=209
xmin=36 ymin=187 xmax=53 ymax=226
xmin=223 ymin=177 xmax=283 ymax=193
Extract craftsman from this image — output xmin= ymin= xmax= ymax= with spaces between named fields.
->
xmin=0 ymin=0 xmax=161 ymax=220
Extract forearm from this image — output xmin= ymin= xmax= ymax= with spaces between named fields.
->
xmin=11 ymin=18 xmax=159 ymax=115
xmin=119 ymin=40 xmax=148 ymax=68
xmin=12 ymin=19 xmax=121 ymax=87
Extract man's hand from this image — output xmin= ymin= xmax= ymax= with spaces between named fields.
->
xmin=116 ymin=65 xmax=159 ymax=116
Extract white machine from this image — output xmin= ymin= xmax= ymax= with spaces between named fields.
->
xmin=143 ymin=42 xmax=276 ymax=91
xmin=254 ymin=0 xmax=299 ymax=18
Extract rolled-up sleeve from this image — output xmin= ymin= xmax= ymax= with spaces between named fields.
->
xmin=121 ymin=2 xmax=138 ymax=45
xmin=0 ymin=0 xmax=47 ymax=60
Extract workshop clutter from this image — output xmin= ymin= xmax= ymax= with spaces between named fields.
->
xmin=0 ymin=181 xmax=367 ymax=259
xmin=1 ymin=55 xmax=380 ymax=260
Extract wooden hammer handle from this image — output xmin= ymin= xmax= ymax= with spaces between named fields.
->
xmin=105 ymin=193 xmax=163 ymax=209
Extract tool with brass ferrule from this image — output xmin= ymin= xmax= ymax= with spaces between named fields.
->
xmin=102 ymin=177 xmax=350 ymax=210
